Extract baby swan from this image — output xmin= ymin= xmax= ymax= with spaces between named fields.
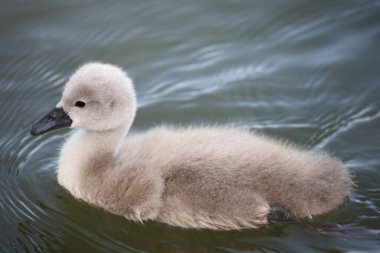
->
xmin=31 ymin=62 xmax=352 ymax=230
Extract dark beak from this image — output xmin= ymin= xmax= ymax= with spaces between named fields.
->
xmin=30 ymin=107 xmax=72 ymax=136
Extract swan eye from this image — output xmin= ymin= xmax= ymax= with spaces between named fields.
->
xmin=74 ymin=101 xmax=86 ymax=108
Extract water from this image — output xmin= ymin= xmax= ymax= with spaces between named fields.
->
xmin=1 ymin=1 xmax=380 ymax=252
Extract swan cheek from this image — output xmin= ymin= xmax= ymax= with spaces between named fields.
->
xmin=69 ymin=113 xmax=81 ymax=128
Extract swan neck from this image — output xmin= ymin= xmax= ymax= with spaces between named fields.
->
xmin=81 ymin=126 xmax=128 ymax=152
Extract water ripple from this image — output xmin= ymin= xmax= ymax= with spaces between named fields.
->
xmin=1 ymin=0 xmax=380 ymax=252
xmin=308 ymin=106 xmax=380 ymax=149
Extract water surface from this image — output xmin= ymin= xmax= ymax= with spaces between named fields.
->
xmin=1 ymin=1 xmax=380 ymax=252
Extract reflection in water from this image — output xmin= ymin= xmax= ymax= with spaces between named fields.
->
xmin=1 ymin=1 xmax=380 ymax=252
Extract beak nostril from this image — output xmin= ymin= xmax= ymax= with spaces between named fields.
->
xmin=30 ymin=107 xmax=72 ymax=136
xmin=47 ymin=115 xmax=56 ymax=121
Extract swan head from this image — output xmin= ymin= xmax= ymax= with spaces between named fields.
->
xmin=31 ymin=62 xmax=136 ymax=135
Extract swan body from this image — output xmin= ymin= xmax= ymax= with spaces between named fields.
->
xmin=31 ymin=62 xmax=352 ymax=230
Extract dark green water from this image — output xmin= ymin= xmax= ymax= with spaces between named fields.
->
xmin=1 ymin=1 xmax=380 ymax=252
